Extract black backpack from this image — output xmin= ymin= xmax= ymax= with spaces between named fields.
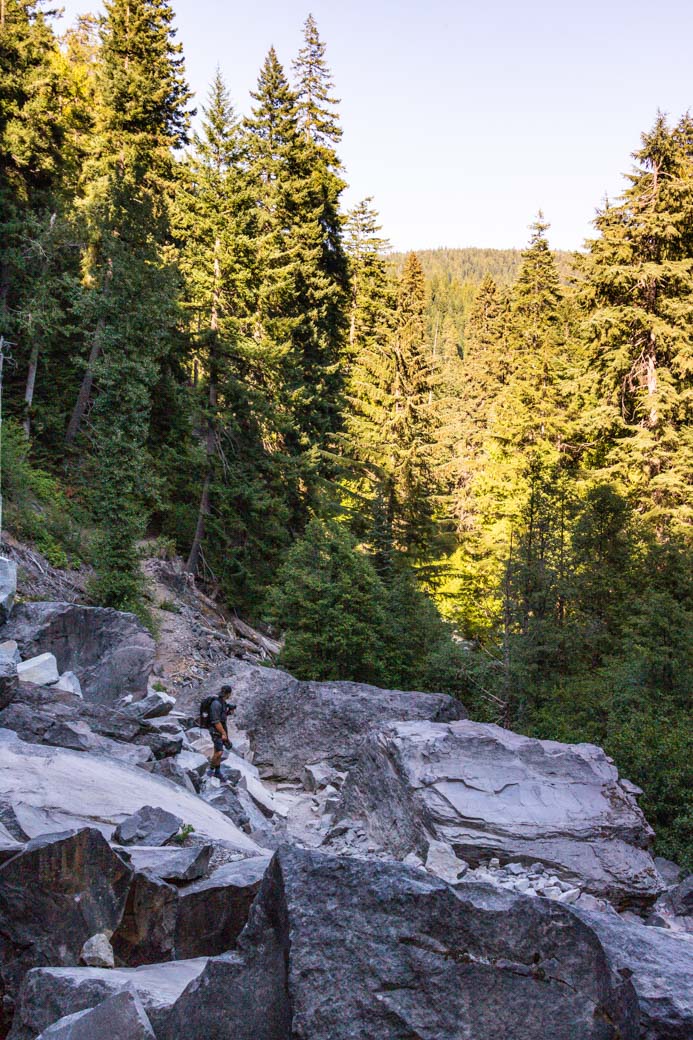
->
xmin=199 ymin=695 xmax=221 ymax=729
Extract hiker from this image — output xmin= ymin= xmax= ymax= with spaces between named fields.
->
xmin=201 ymin=685 xmax=234 ymax=780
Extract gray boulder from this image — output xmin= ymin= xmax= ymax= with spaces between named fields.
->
xmin=9 ymin=959 xmax=208 ymax=1040
xmin=574 ymin=906 xmax=693 ymax=1039
xmin=174 ymin=857 xmax=271 ymax=960
xmin=114 ymin=844 xmax=212 ymax=883
xmin=150 ymin=759 xmax=196 ymax=793
xmin=112 ymin=856 xmax=270 ymax=966
xmin=79 ymin=934 xmax=114 ymax=969
xmin=333 ymin=719 xmax=663 ymax=907
xmin=203 ymin=659 xmax=466 ymax=779
xmin=124 ymin=691 xmax=175 ymax=720
xmin=0 ymin=559 xmax=16 ymax=624
xmin=113 ymin=806 xmax=183 ymax=847
xmin=161 ymin=845 xmax=638 ymax=1040
xmin=16 ymin=652 xmax=59 ymax=686
xmin=0 ymin=730 xmax=261 ymax=852
xmin=0 ymin=828 xmax=132 ymax=1030
xmin=35 ymin=988 xmax=155 ymax=1040
xmin=0 ymin=602 xmax=155 ymax=703
xmin=654 ymin=856 xmax=682 ymax=887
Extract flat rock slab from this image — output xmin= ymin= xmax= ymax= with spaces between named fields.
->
xmin=0 ymin=602 xmax=155 ymax=704
xmin=333 ymin=719 xmax=663 ymax=906
xmin=17 ymin=653 xmax=59 ymax=686
xmin=36 ymin=988 xmax=155 ymax=1039
xmin=574 ymin=907 xmax=693 ymax=1039
xmin=0 ymin=729 xmax=261 ymax=852
xmin=0 ymin=828 xmax=132 ymax=1029
xmin=202 ymin=659 xmax=467 ymax=779
xmin=161 ymin=845 xmax=639 ymax=1040
xmin=115 ymin=845 xmax=213 ymax=883
xmin=9 ymin=959 xmax=208 ymax=1040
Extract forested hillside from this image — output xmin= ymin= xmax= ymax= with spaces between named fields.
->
xmin=0 ymin=1 xmax=690 ymax=865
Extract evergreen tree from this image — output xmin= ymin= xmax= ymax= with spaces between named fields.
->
xmin=73 ymin=0 xmax=192 ymax=610
xmin=578 ymin=113 xmax=693 ymax=536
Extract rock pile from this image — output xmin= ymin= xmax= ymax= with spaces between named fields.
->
xmin=0 ymin=585 xmax=689 ymax=1039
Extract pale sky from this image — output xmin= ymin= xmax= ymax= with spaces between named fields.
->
xmin=55 ymin=0 xmax=692 ymax=252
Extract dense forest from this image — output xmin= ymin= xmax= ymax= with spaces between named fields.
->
xmin=0 ymin=1 xmax=690 ymax=866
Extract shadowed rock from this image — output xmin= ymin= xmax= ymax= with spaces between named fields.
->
xmin=0 ymin=603 xmax=155 ymax=704
xmin=161 ymin=845 xmax=639 ymax=1040
xmin=0 ymin=828 xmax=132 ymax=1032
xmin=35 ymin=988 xmax=155 ymax=1039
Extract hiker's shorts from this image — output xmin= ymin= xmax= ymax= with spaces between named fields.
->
xmin=210 ymin=729 xmax=224 ymax=753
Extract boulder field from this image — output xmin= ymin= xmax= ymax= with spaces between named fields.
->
xmin=0 ymin=592 xmax=689 ymax=1039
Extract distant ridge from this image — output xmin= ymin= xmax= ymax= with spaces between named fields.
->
xmin=389 ymin=247 xmax=576 ymax=285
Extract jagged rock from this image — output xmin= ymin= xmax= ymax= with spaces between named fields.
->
xmin=79 ymin=935 xmax=114 ymax=969
xmin=150 ymin=759 xmax=196 ymax=793
xmin=112 ymin=857 xmax=269 ymax=966
xmin=0 ymin=822 xmax=22 ymax=865
xmin=0 ymin=828 xmax=132 ymax=1030
xmin=114 ymin=806 xmax=183 ymax=847
xmin=664 ymin=875 xmax=692 ymax=916
xmin=9 ymin=959 xmax=208 ymax=1040
xmin=162 ymin=845 xmax=638 ymax=1040
xmin=134 ymin=730 xmax=183 ymax=760
xmin=200 ymin=659 xmax=467 ymax=779
xmin=424 ymin=837 xmax=467 ymax=882
xmin=301 ymin=761 xmax=346 ymax=792
xmin=17 ymin=652 xmax=59 ymax=686
xmin=0 ymin=602 xmax=155 ymax=703
xmin=124 ymin=691 xmax=175 ymax=721
xmin=333 ymin=719 xmax=663 ymax=907
xmin=115 ymin=845 xmax=213 ymax=883
xmin=174 ymin=857 xmax=271 ymax=960
xmin=0 ymin=729 xmax=262 ymax=852
xmin=202 ymin=785 xmax=253 ymax=833
xmin=111 ymin=872 xmax=178 ymax=966
xmin=39 ymin=719 xmax=154 ymax=768
xmin=0 ymin=656 xmax=17 ymax=712
xmin=53 ymin=672 xmax=82 ymax=697
xmin=574 ymin=906 xmax=693 ymax=1039
xmin=654 ymin=856 xmax=682 ymax=888
xmin=35 ymin=989 xmax=155 ymax=1040
xmin=173 ymin=751 xmax=209 ymax=791
xmin=0 ymin=642 xmax=20 ymax=666
xmin=0 ymin=559 xmax=16 ymax=624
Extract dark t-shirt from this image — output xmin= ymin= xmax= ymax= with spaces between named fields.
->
xmin=208 ymin=697 xmax=230 ymax=728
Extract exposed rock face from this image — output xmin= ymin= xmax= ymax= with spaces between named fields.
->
xmin=333 ymin=720 xmax=663 ymax=907
xmin=0 ymin=729 xmax=261 ymax=852
xmin=0 ymin=561 xmax=16 ymax=625
xmin=162 ymin=845 xmax=639 ymax=1040
xmin=0 ymin=829 xmax=132 ymax=1030
xmin=9 ymin=960 xmax=208 ymax=1040
xmin=203 ymin=659 xmax=466 ymax=778
xmin=35 ymin=989 xmax=155 ymax=1040
xmin=0 ymin=603 xmax=155 ymax=703
xmin=574 ymin=907 xmax=693 ymax=1039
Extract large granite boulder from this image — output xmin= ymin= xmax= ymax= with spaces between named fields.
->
xmin=9 ymin=960 xmax=208 ymax=1040
xmin=35 ymin=989 xmax=156 ymax=1039
xmin=332 ymin=720 xmax=663 ymax=907
xmin=115 ymin=845 xmax=212 ymax=884
xmin=574 ymin=907 xmax=693 ymax=1039
xmin=112 ymin=856 xmax=270 ymax=966
xmin=0 ymin=828 xmax=132 ymax=1031
xmin=161 ymin=845 xmax=638 ymax=1040
xmin=0 ymin=602 xmax=155 ymax=703
xmin=203 ymin=659 xmax=466 ymax=779
xmin=0 ymin=729 xmax=261 ymax=853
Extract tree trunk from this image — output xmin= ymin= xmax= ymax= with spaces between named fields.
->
xmin=23 ymin=338 xmax=40 ymax=437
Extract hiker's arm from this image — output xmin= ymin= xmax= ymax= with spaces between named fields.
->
xmin=214 ymin=721 xmax=227 ymax=738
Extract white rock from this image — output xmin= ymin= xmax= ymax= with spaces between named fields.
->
xmin=544 ymin=886 xmax=563 ymax=899
xmin=558 ymin=887 xmax=581 ymax=905
xmin=425 ymin=839 xmax=468 ymax=883
xmin=80 ymin=932 xmax=114 ymax=968
xmin=0 ymin=729 xmax=262 ymax=853
xmin=515 ymin=877 xmax=531 ymax=892
xmin=0 ymin=558 xmax=17 ymax=623
xmin=0 ymin=640 xmax=20 ymax=665
xmin=17 ymin=652 xmax=59 ymax=686
xmin=54 ymin=671 xmax=83 ymax=697
xmin=403 ymin=852 xmax=424 ymax=869
xmin=489 ymin=857 xmax=500 ymax=868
